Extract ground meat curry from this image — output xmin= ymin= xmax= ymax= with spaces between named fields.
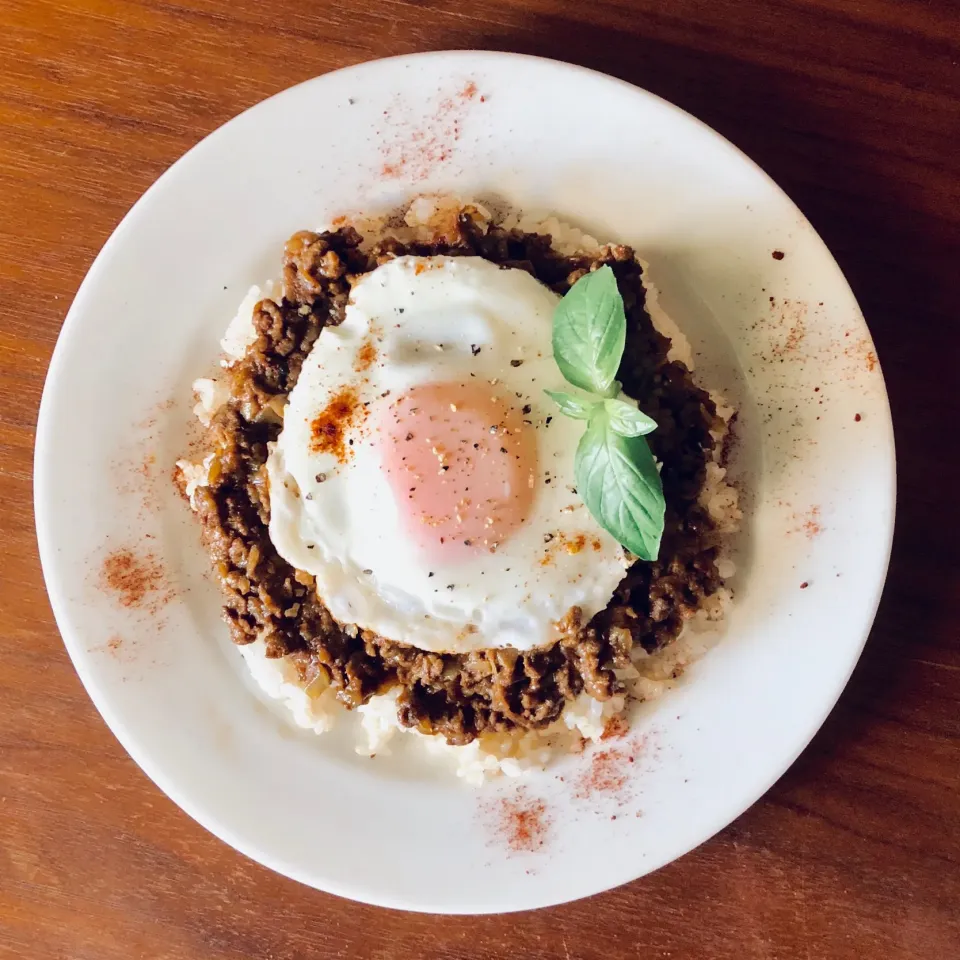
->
xmin=185 ymin=213 xmax=723 ymax=746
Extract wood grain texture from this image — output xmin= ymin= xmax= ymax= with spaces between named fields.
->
xmin=2 ymin=1 xmax=959 ymax=956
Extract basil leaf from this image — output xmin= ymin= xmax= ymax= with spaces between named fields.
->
xmin=544 ymin=389 xmax=598 ymax=420
xmin=604 ymin=398 xmax=658 ymax=438
xmin=552 ymin=266 xmax=626 ymax=398
xmin=574 ymin=408 xmax=665 ymax=561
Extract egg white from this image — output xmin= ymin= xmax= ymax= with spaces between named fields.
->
xmin=267 ymin=256 xmax=631 ymax=653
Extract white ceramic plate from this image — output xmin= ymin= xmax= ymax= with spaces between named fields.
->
xmin=35 ymin=51 xmax=894 ymax=913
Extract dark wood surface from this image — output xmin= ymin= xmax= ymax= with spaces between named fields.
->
xmin=2 ymin=1 xmax=959 ymax=956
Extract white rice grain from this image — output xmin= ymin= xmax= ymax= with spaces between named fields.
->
xmin=240 ymin=638 xmax=338 ymax=734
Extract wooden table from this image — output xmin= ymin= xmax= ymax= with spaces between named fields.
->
xmin=2 ymin=1 xmax=958 ymax=957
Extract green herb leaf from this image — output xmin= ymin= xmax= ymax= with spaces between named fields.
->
xmin=550 ymin=266 xmax=664 ymax=560
xmin=552 ymin=266 xmax=626 ymax=397
xmin=544 ymin=390 xmax=598 ymax=420
xmin=574 ymin=407 xmax=665 ymax=561
xmin=604 ymin=398 xmax=658 ymax=438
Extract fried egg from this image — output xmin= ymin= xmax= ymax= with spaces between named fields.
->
xmin=267 ymin=255 xmax=631 ymax=653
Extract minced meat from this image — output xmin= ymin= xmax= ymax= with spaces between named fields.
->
xmin=184 ymin=215 xmax=723 ymax=746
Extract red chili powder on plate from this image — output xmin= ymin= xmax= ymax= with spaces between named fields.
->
xmin=784 ymin=504 xmax=823 ymax=539
xmin=488 ymin=788 xmax=550 ymax=853
xmin=100 ymin=548 xmax=172 ymax=613
xmin=800 ymin=505 xmax=823 ymax=538
xmin=573 ymin=735 xmax=651 ymax=802
xmin=574 ymin=747 xmax=630 ymax=800
xmin=378 ymin=80 xmax=484 ymax=182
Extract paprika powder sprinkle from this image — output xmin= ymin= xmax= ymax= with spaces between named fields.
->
xmin=485 ymin=788 xmax=550 ymax=853
xmin=309 ymin=385 xmax=367 ymax=462
xmin=354 ymin=338 xmax=378 ymax=373
xmin=100 ymin=548 xmax=172 ymax=614
xmin=378 ymin=80 xmax=484 ymax=182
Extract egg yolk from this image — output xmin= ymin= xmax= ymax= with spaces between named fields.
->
xmin=377 ymin=381 xmax=538 ymax=560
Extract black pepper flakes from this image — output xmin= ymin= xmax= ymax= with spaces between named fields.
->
xmin=471 ymin=344 xmax=481 ymax=356
xmin=315 ymin=473 xmax=327 ymax=483
xmin=510 ymin=359 xmax=523 ymax=367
